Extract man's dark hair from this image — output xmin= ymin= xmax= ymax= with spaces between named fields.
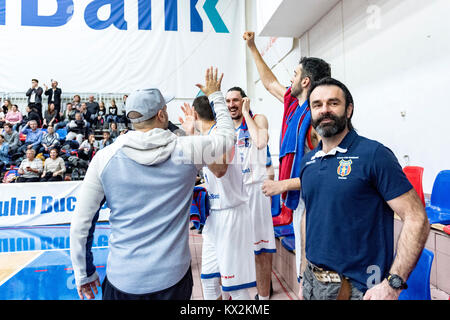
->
xmin=299 ymin=57 xmax=331 ymax=83
xmin=31 ymin=79 xmax=39 ymax=83
xmin=307 ymin=77 xmax=354 ymax=131
xmin=192 ymin=96 xmax=215 ymax=121
xmin=227 ymin=87 xmax=247 ymax=98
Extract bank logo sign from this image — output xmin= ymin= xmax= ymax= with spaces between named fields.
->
xmin=0 ymin=0 xmax=229 ymax=33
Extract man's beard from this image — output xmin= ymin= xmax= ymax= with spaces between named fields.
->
xmin=291 ymin=84 xmax=303 ymax=98
xmin=312 ymin=112 xmax=348 ymax=138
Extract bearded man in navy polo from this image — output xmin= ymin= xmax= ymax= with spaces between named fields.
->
xmin=299 ymin=78 xmax=430 ymax=300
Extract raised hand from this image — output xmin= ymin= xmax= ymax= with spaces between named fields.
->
xmin=243 ymin=31 xmax=256 ymax=48
xmin=179 ymin=102 xmax=197 ymax=136
xmin=195 ymin=67 xmax=224 ymax=97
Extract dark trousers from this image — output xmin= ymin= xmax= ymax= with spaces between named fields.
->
xmin=40 ymin=172 xmax=63 ymax=182
xmin=102 ymin=266 xmax=193 ymax=300
xmin=16 ymin=176 xmax=40 ymax=183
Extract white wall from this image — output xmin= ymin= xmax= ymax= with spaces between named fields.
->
xmin=247 ymin=0 xmax=450 ymax=193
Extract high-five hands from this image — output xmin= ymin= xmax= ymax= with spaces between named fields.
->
xmin=179 ymin=102 xmax=197 ymax=136
xmin=196 ymin=67 xmax=224 ymax=97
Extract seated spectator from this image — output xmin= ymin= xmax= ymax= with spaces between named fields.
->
xmin=2 ymin=124 xmax=20 ymax=155
xmin=99 ymin=130 xmax=113 ymax=150
xmin=109 ymin=122 xmax=120 ymax=140
xmin=43 ymin=103 xmax=58 ymax=129
xmin=2 ymin=99 xmax=12 ymax=114
xmin=17 ymin=149 xmax=43 ymax=183
xmin=5 ymin=104 xmax=23 ymax=131
xmin=40 ymin=148 xmax=66 ymax=182
xmin=106 ymin=99 xmax=119 ymax=123
xmin=0 ymin=134 xmax=9 ymax=172
xmin=39 ymin=125 xmax=60 ymax=155
xmin=72 ymin=94 xmax=81 ymax=110
xmin=66 ymin=112 xmax=87 ymax=145
xmin=79 ymin=103 xmax=92 ymax=128
xmin=86 ymin=95 xmax=99 ymax=119
xmin=18 ymin=120 xmax=43 ymax=154
xmin=0 ymin=108 xmax=5 ymax=128
xmin=55 ymin=102 xmax=77 ymax=130
xmin=20 ymin=105 xmax=42 ymax=129
xmin=78 ymin=133 xmax=99 ymax=161
xmin=93 ymin=101 xmax=107 ymax=130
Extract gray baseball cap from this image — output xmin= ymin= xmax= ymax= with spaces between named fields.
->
xmin=125 ymin=88 xmax=174 ymax=123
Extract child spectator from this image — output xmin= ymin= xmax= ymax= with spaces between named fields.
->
xmin=106 ymin=99 xmax=119 ymax=123
xmin=93 ymin=101 xmax=107 ymax=130
xmin=99 ymin=131 xmax=113 ymax=149
xmin=109 ymin=122 xmax=120 ymax=141
xmin=78 ymin=133 xmax=99 ymax=161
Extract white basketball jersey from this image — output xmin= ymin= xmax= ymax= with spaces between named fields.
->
xmin=236 ymin=126 xmax=268 ymax=185
xmin=203 ymin=144 xmax=249 ymax=210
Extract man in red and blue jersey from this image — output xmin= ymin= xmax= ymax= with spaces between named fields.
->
xmin=244 ymin=31 xmax=331 ymax=288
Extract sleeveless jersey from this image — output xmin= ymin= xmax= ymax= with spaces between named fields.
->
xmin=236 ymin=121 xmax=268 ymax=185
xmin=203 ymin=126 xmax=249 ymax=210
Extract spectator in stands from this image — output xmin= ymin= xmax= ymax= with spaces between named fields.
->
xmin=0 ymin=108 xmax=5 ymax=128
xmin=78 ymin=133 xmax=99 ymax=161
xmin=93 ymin=101 xmax=107 ymax=130
xmin=21 ymin=105 xmax=42 ymax=129
xmin=106 ymin=99 xmax=119 ymax=124
xmin=2 ymin=99 xmax=12 ymax=114
xmin=109 ymin=122 xmax=119 ymax=141
xmin=117 ymin=94 xmax=129 ymax=128
xmin=40 ymin=148 xmax=66 ymax=182
xmin=73 ymin=95 xmax=82 ymax=110
xmin=66 ymin=112 xmax=87 ymax=145
xmin=99 ymin=130 xmax=113 ymax=150
xmin=18 ymin=120 xmax=43 ymax=154
xmin=17 ymin=149 xmax=43 ymax=183
xmin=55 ymin=102 xmax=77 ymax=130
xmin=39 ymin=125 xmax=60 ymax=155
xmin=26 ymin=79 xmax=44 ymax=119
xmin=2 ymin=124 xmax=19 ymax=155
xmin=5 ymin=104 xmax=23 ymax=131
xmin=86 ymin=95 xmax=99 ymax=120
xmin=79 ymin=103 xmax=92 ymax=127
xmin=0 ymin=134 xmax=9 ymax=172
xmin=43 ymin=103 xmax=58 ymax=129
xmin=44 ymin=80 xmax=62 ymax=117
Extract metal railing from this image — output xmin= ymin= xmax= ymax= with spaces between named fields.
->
xmin=0 ymin=92 xmax=128 ymax=114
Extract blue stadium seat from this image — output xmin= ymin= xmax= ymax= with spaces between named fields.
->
xmin=281 ymin=235 xmax=295 ymax=252
xmin=426 ymin=170 xmax=450 ymax=225
xmin=271 ymin=194 xmax=281 ymax=217
xmin=274 ymin=223 xmax=294 ymax=238
xmin=399 ymin=248 xmax=434 ymax=300
xmin=56 ymin=128 xmax=68 ymax=141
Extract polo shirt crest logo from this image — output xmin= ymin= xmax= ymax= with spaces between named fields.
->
xmin=337 ymin=159 xmax=353 ymax=177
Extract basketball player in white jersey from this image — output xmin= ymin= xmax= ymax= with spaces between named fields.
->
xmin=180 ymin=95 xmax=256 ymax=300
xmin=225 ymin=87 xmax=276 ymax=300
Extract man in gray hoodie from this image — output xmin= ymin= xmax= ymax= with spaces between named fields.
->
xmin=70 ymin=67 xmax=235 ymax=300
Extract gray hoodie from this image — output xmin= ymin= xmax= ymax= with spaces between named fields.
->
xmin=70 ymin=91 xmax=235 ymax=294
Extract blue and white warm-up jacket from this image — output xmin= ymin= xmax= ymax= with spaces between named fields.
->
xmin=69 ymin=91 xmax=235 ymax=295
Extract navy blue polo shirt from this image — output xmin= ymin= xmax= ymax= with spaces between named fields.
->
xmin=299 ymin=129 xmax=412 ymax=292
